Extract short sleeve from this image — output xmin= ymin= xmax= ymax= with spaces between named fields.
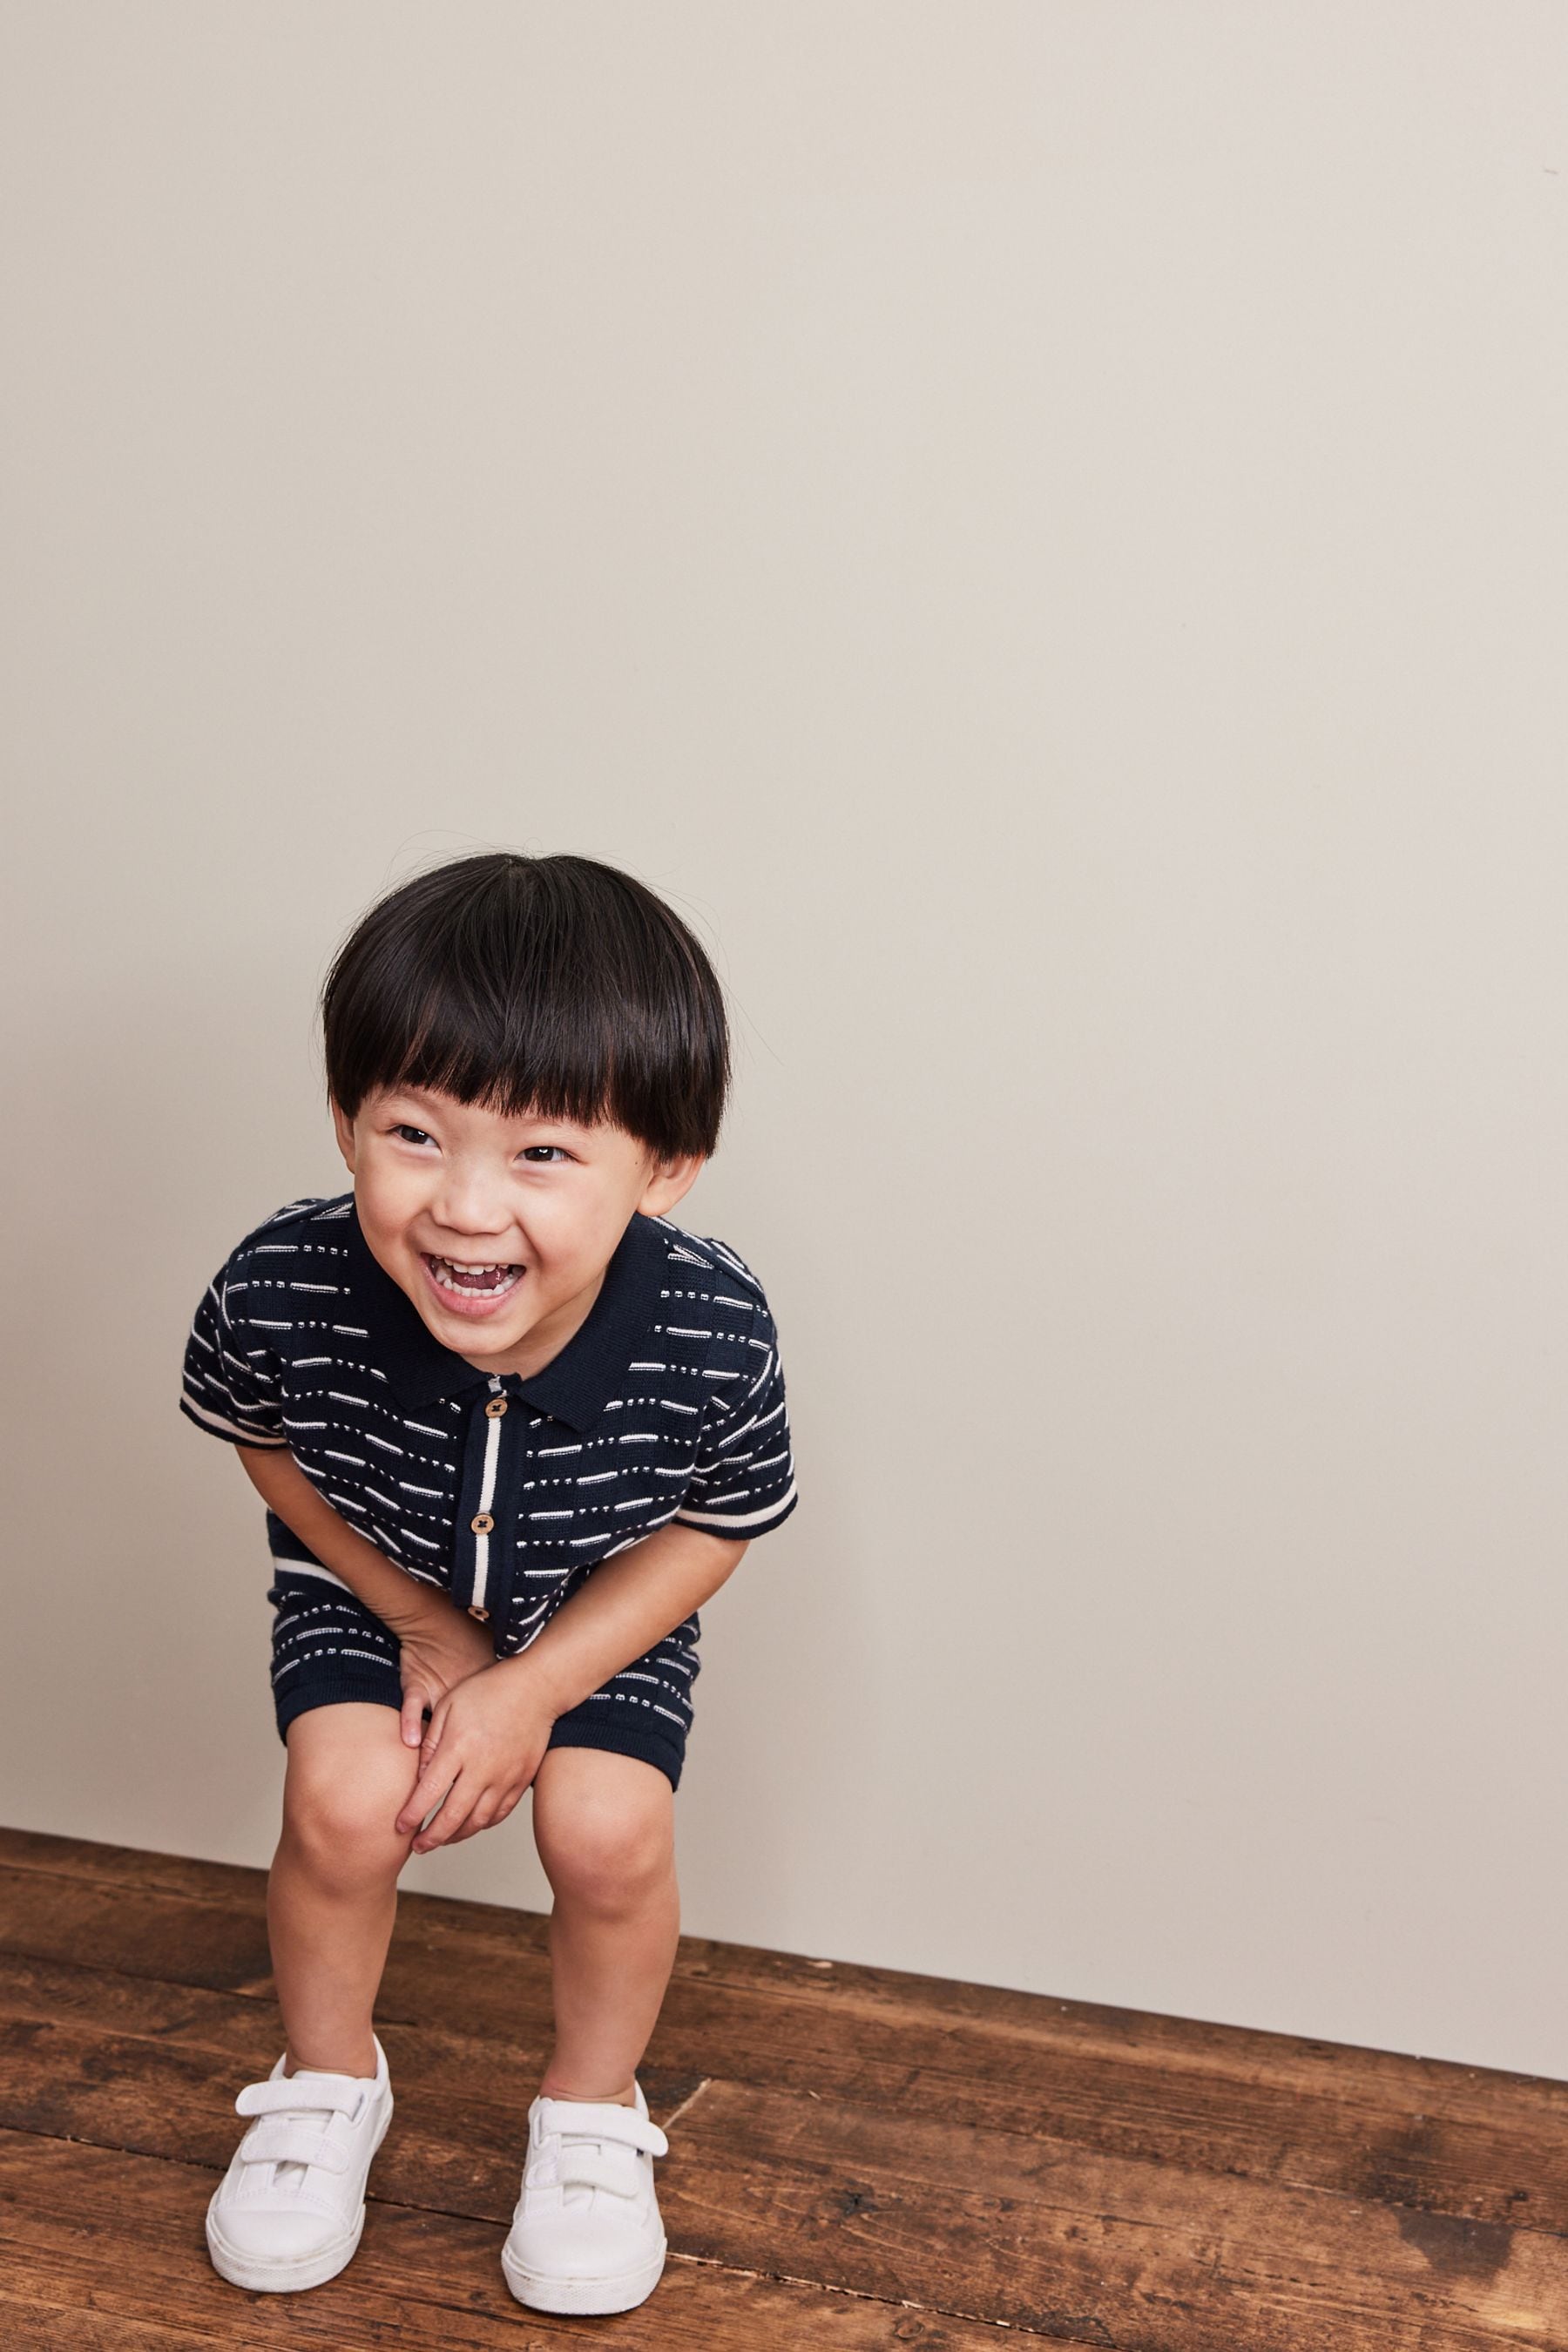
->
xmin=179 ymin=1246 xmax=290 ymax=1450
xmin=673 ymin=1295 xmax=799 ymax=1540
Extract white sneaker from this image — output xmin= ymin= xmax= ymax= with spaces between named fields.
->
xmin=501 ymin=2078 xmax=670 ymax=2315
xmin=206 ymin=2034 xmax=394 ymax=2293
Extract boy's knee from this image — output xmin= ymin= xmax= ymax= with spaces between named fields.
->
xmin=534 ymin=1760 xmax=673 ymax=1904
xmin=281 ymin=1708 xmax=420 ymax=1872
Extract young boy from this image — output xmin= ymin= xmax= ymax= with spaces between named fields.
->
xmin=179 ymin=849 xmax=798 ymax=2317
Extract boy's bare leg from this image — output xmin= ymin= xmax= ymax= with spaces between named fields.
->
xmin=530 ymin=1747 xmax=681 ymax=2107
xmin=267 ymin=1703 xmax=421 ymax=2078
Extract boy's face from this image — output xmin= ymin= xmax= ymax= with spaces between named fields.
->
xmin=331 ymin=1084 xmax=706 ymax=1380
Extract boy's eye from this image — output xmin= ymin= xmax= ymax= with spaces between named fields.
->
xmin=389 ymin=1125 xmax=567 ymax=1166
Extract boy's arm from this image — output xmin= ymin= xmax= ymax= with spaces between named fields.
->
xmin=499 ymin=1519 xmax=751 ymax=1719
xmin=235 ymin=1443 xmax=449 ymax=1638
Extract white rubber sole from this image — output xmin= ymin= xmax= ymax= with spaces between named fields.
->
xmin=205 ymin=2092 xmax=394 ymax=2294
xmin=500 ymin=2229 xmax=666 ymax=2315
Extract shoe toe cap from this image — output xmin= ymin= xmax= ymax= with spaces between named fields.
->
xmin=508 ymin=2208 xmax=660 ymax=2277
xmin=213 ymin=2205 xmax=343 ymax=2263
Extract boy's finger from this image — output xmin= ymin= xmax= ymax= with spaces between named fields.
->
xmin=446 ymin=1786 xmax=499 ymax=1844
xmin=395 ymin=1759 xmax=444 ymax=1825
xmin=395 ymin=1761 xmax=450 ymax=1836
xmin=398 ymin=1744 xmax=436 ymax=1816
xmin=413 ymin=1779 xmax=470 ymax=1851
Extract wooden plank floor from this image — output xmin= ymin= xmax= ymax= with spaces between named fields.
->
xmin=1 ymin=1826 xmax=1565 ymax=2349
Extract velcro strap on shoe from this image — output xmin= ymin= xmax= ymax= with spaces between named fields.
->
xmin=537 ymin=2099 xmax=669 ymax=2162
xmin=557 ymin=2143 xmax=645 ymax=2195
xmin=235 ymin=2077 xmax=364 ymax=2119
xmin=236 ymin=2120 xmax=354 ymax=2174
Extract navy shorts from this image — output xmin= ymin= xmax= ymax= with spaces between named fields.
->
xmin=266 ymin=1564 xmax=699 ymax=1791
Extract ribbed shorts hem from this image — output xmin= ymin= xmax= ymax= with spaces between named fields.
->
xmin=545 ymin=1715 xmax=686 ymax=1792
xmin=274 ymin=1673 xmax=402 ymax=1743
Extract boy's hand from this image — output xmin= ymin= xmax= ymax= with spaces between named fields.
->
xmin=395 ymin=1659 xmax=557 ymax=1851
xmin=393 ymin=1605 xmax=497 ymax=1749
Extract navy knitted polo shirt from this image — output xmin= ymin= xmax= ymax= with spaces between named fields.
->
xmin=179 ymin=1190 xmax=799 ymax=1660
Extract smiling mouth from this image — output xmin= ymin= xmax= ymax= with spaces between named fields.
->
xmin=421 ymin=1254 xmax=525 ymax=1299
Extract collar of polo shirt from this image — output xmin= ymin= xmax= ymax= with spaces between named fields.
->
xmin=342 ymin=1192 xmax=672 ymax=1434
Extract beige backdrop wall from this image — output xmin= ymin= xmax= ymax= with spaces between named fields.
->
xmin=3 ymin=2 xmax=1565 ymax=2079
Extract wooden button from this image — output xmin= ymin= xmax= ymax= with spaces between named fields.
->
xmin=485 ymin=1396 xmax=508 ymax=1417
xmin=470 ymin=1511 xmax=495 ymax=1534
xmin=469 ymin=1605 xmax=490 ymax=1621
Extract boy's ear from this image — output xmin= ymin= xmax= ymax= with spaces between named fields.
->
xmin=640 ymin=1151 xmax=706 ymax=1219
xmin=329 ymin=1095 xmax=356 ymax=1173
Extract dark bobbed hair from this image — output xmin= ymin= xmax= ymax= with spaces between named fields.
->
xmin=320 ymin=851 xmax=731 ymax=1163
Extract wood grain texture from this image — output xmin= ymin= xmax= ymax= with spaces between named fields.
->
xmin=0 ymin=1826 xmax=1564 ymax=2348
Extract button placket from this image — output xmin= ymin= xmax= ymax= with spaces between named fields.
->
xmin=457 ymin=1377 xmax=510 ymax=1622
